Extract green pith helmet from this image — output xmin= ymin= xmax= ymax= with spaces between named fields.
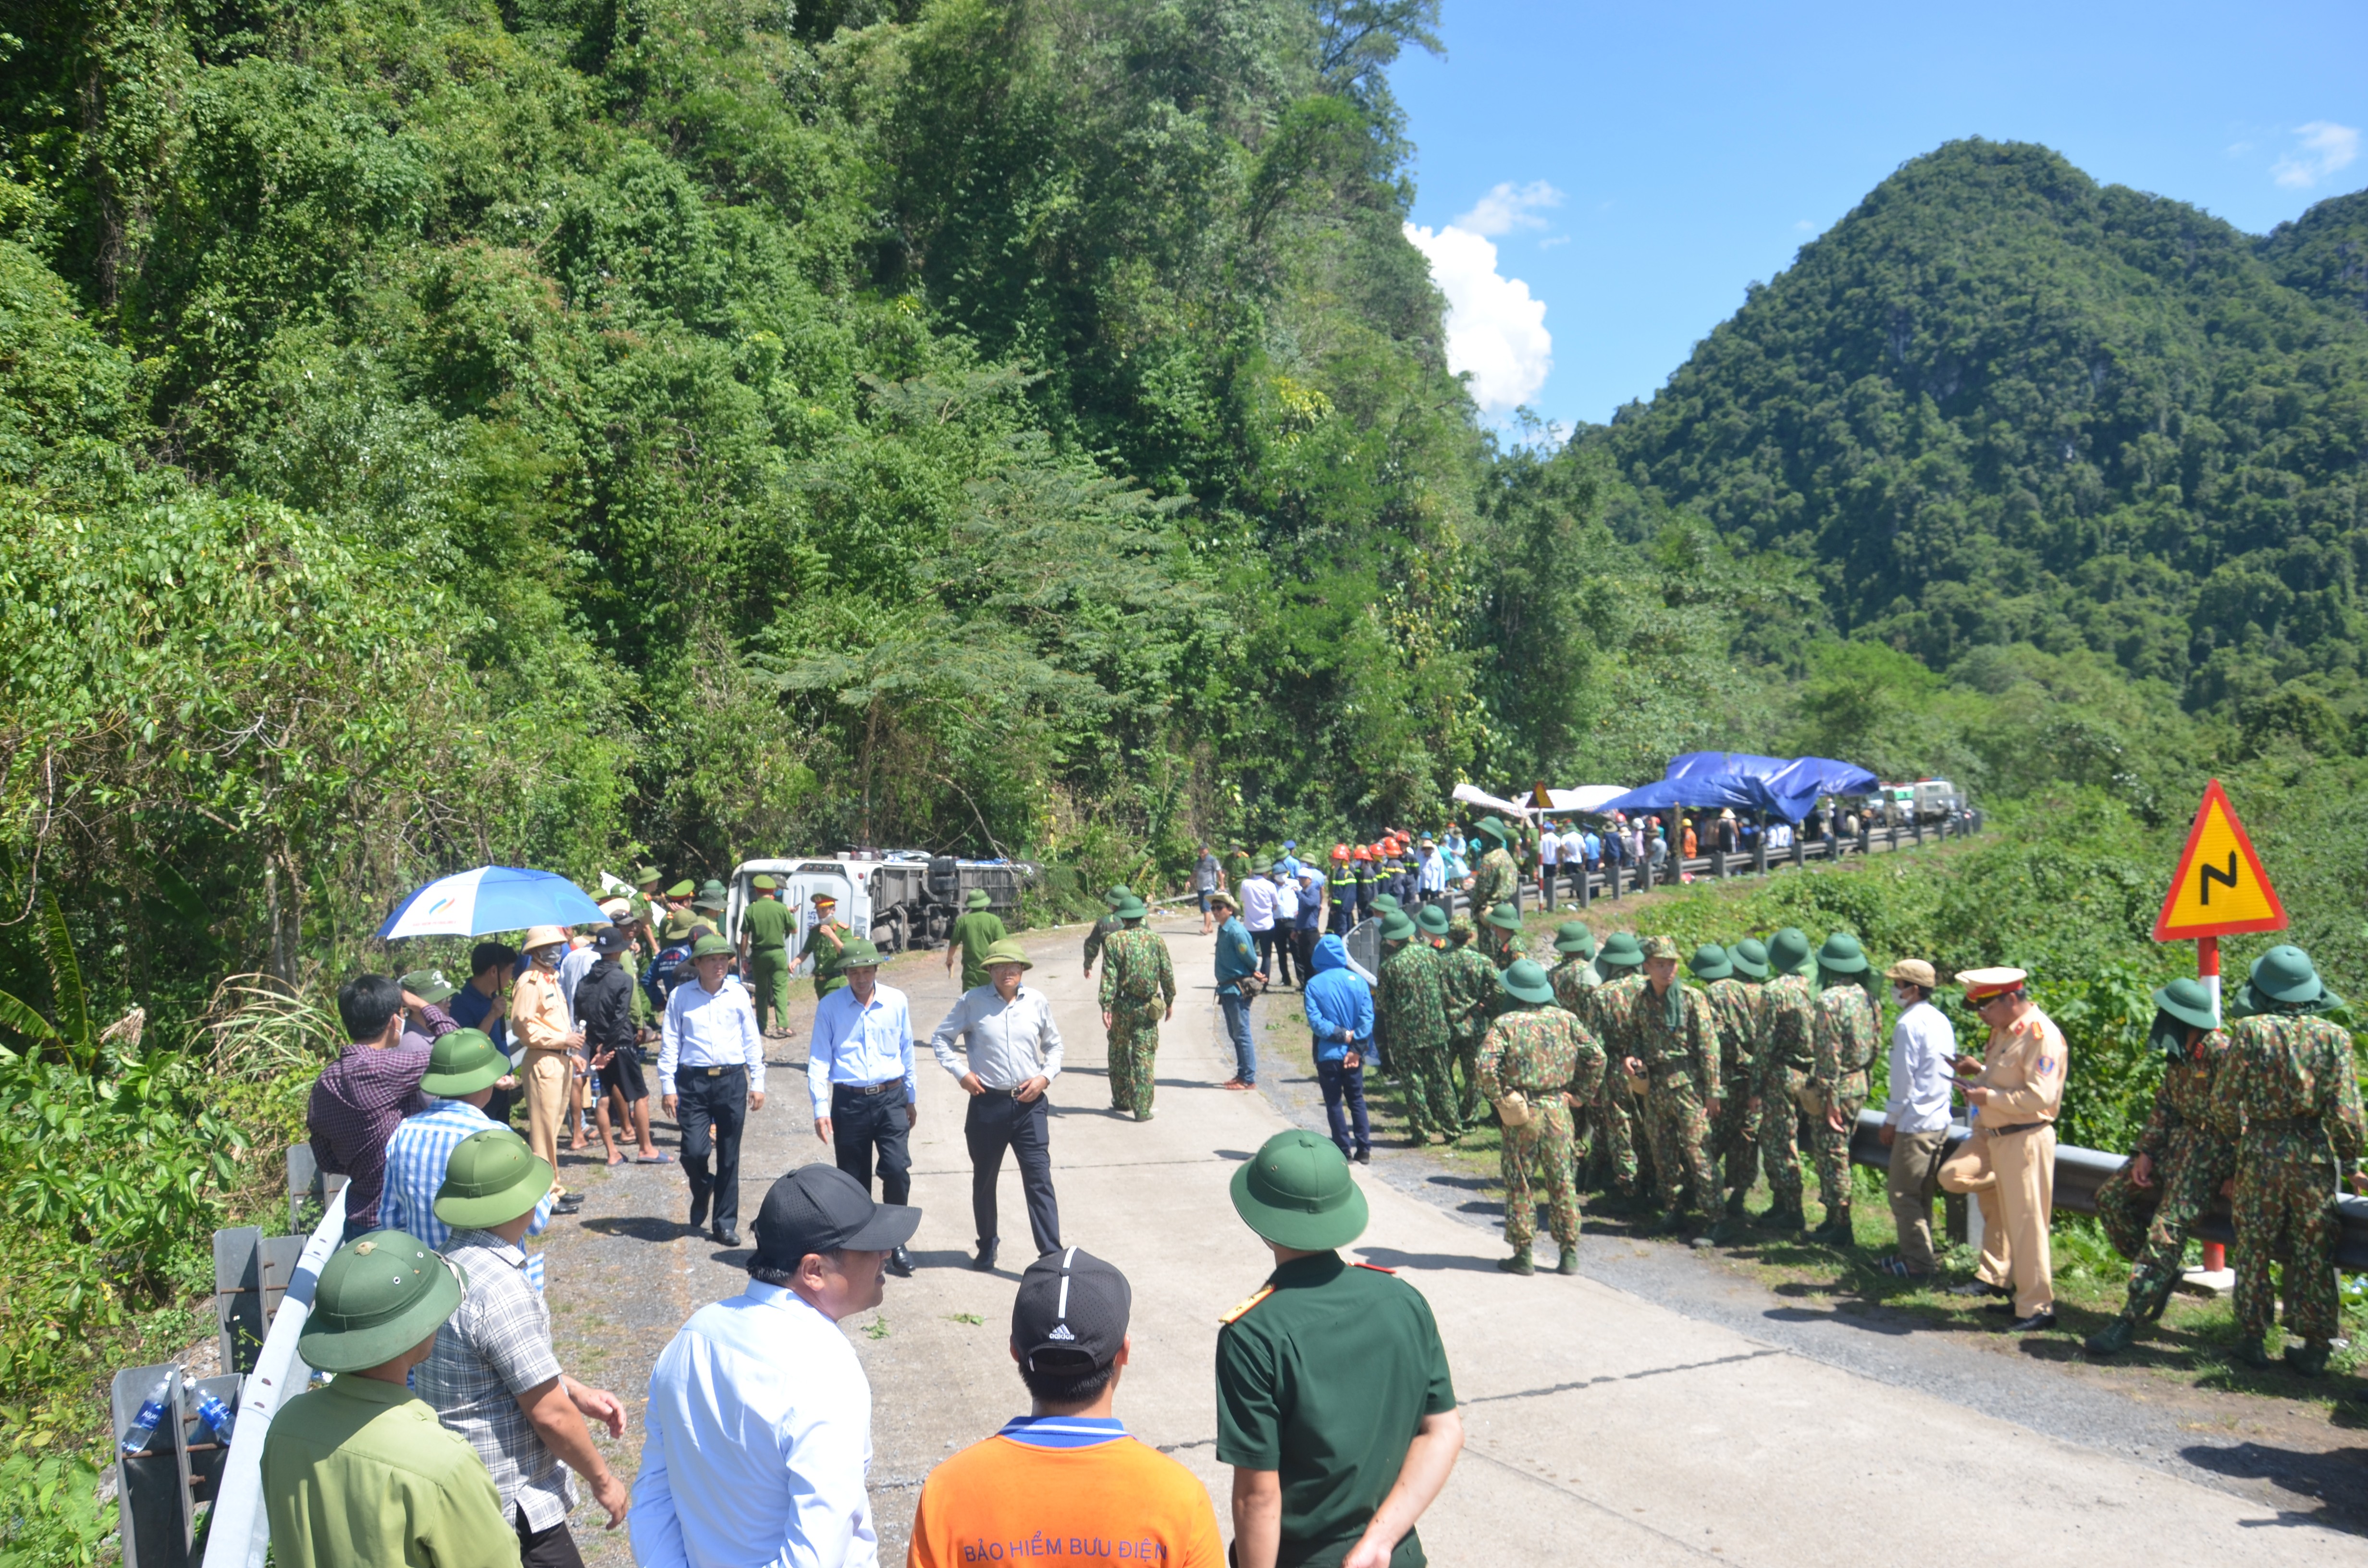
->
xmin=1230 ymin=1129 xmax=1368 ymax=1250
xmin=1730 ymin=938 xmax=1771 ymax=980
xmin=634 ymin=864 xmax=663 ymax=885
xmin=2152 ymin=976 xmax=2218 ymax=1032
xmin=1371 ymin=894 xmax=1402 ymax=915
xmin=2238 ymin=943 xmax=2340 ymax=1015
xmin=691 ymin=933 xmax=734 ymax=959
xmin=700 ymin=878 xmax=726 ymax=897
xmin=1484 ymin=902 xmax=1522 ymax=932
xmin=1114 ymin=894 xmax=1148 ymax=921
xmin=1379 ymin=910 xmax=1418 ymax=941
xmin=1816 ymin=933 xmax=1869 ymax=974
xmin=1500 ymin=958 xmax=1556 ymax=1006
xmin=981 ymin=938 xmax=1032 ymax=968
xmin=1688 ymin=943 xmax=1732 ymax=981
xmin=1596 ymin=931 xmax=1644 ymax=970
xmin=296 ymin=1231 xmax=467 ymax=1373
xmin=1553 ymin=922 xmax=1596 ymax=957
xmin=693 ymin=893 xmax=726 ymax=913
xmin=433 ymin=1128 xmax=555 ymax=1231
xmin=965 ymin=889 xmax=992 ymax=911
xmin=839 ymin=937 xmax=885 ymax=967
xmin=1768 ymin=928 xmax=1814 ymax=976
xmin=1104 ymin=886 xmax=1130 ymax=909
xmin=1476 ymin=817 xmax=1509 ymax=844
xmin=1416 ymin=904 xmax=1451 ymax=937
xmin=419 ymin=1029 xmax=506 ymax=1098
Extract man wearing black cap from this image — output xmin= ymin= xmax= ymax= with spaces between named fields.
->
xmin=631 ymin=1165 xmax=919 ymax=1568
xmin=1219 ymin=1129 xmax=1462 ymax=1568
xmin=906 ymin=1249 xmax=1222 ymax=1568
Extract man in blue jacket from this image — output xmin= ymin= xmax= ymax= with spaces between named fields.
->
xmin=1212 ymin=891 xmax=1263 ymax=1092
xmin=1303 ymin=934 xmax=1375 ymax=1163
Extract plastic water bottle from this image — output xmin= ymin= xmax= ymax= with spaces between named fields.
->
xmin=193 ymin=1387 xmax=236 ymax=1445
xmin=119 ymin=1372 xmax=173 ymax=1455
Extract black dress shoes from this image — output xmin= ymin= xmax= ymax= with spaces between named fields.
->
xmin=973 ymin=1238 xmax=999 ymax=1272
xmin=887 ymin=1244 xmax=915 ymax=1277
xmin=712 ymin=1227 xmax=740 ymax=1248
xmin=2007 ymin=1309 xmax=2057 ymax=1334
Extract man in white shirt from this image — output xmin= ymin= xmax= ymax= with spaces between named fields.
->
xmin=1877 ymin=957 xmax=1956 ymax=1278
xmin=660 ymin=934 xmax=767 ymax=1248
xmin=1268 ymin=872 xmax=1301 ymax=989
xmin=1415 ymin=838 xmax=1447 ymax=911
xmin=1559 ymin=828 xmax=1587 ymax=904
xmin=929 ymin=940 xmax=1064 ymax=1272
xmin=809 ymin=939 xmax=919 ymax=1277
xmin=630 ymin=1165 xmax=920 ymax=1568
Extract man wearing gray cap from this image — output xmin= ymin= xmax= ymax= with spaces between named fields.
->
xmin=630 ymin=1164 xmax=920 ymax=1568
xmin=904 ymin=1249 xmax=1222 ymax=1568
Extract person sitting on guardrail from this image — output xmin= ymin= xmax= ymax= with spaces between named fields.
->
xmin=419 ymin=1128 xmax=631 ymax=1562
xmin=263 ymin=1230 xmax=516 ymax=1568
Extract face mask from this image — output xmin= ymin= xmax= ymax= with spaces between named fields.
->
xmin=1892 ymin=985 xmax=1917 ymax=1009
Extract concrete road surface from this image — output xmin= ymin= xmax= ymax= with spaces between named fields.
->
xmin=540 ymin=914 xmax=2364 ymax=1567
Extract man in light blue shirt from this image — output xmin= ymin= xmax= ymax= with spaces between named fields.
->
xmin=631 ymin=1164 xmax=920 ymax=1568
xmin=808 ymin=939 xmax=919 ymax=1277
xmin=381 ymin=1030 xmax=555 ymax=1283
xmin=1416 ymin=838 xmax=1448 ymax=908
xmin=661 ymin=934 xmax=767 ymax=1247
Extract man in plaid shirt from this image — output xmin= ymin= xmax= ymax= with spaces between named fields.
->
xmin=309 ymin=974 xmax=433 ymax=1237
xmin=382 ymin=1030 xmax=555 ymax=1285
xmin=419 ymin=1128 xmax=629 ymax=1566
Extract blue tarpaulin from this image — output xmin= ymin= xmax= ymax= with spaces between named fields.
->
xmin=1598 ymin=753 xmax=1882 ymax=823
xmin=1664 ymin=751 xmax=1791 ymax=782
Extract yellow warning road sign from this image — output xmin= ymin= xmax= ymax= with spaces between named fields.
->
xmin=2152 ymin=779 xmax=2287 ymax=941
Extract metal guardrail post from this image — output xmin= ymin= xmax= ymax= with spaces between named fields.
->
xmin=198 ymin=1172 xmax=348 ymax=1568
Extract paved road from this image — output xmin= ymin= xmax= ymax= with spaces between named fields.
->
xmin=537 ymin=916 xmax=2364 ymax=1567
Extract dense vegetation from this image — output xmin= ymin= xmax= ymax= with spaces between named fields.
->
xmin=3 ymin=3 xmax=2367 ymax=1553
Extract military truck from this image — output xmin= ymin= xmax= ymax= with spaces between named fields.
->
xmin=724 ymin=852 xmax=1036 ymax=964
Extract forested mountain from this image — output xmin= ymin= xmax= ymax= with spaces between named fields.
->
xmin=1581 ymin=140 xmax=2368 ymax=731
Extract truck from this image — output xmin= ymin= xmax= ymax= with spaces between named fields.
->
xmin=723 ymin=852 xmax=1037 ymax=968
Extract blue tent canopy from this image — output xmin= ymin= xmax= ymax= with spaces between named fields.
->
xmin=1663 ymin=751 xmax=1790 ymax=782
xmin=1598 ymin=753 xmax=1882 ymax=823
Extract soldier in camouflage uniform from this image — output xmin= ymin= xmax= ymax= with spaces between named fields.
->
xmin=1548 ymin=922 xmax=1601 ymax=1171
xmin=1627 ymin=935 xmax=1723 ymax=1237
xmin=1753 ymin=928 xmax=1819 ymax=1230
xmin=1379 ymin=909 xmax=1459 ymax=1143
xmin=1096 ymin=896 xmax=1176 ymax=1122
xmin=2084 ymin=978 xmax=2235 ymax=1358
xmin=1478 ymin=959 xmax=1607 ymax=1275
xmin=1479 ymin=902 xmax=1522 ymax=970
xmin=1079 ymin=885 xmax=1130 ymax=979
xmin=1804 ymin=933 xmax=1881 ymax=1242
xmin=1467 ymin=818 xmax=1519 ymax=915
xmin=1692 ymin=942 xmax=1762 ymax=1218
xmin=1436 ymin=914 xmax=1501 ymax=1132
xmin=1584 ymin=932 xmax=1651 ymax=1201
xmin=2205 ymin=945 xmax=2367 ymax=1376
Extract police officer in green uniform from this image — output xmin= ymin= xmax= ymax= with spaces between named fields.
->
xmin=797 ymin=892 xmax=854 ymax=999
xmin=944 ymin=888 xmax=1007 ymax=992
xmin=660 ymin=880 xmax=698 ymax=943
xmin=739 ymin=874 xmax=795 ymax=1037
xmin=1217 ymin=1128 xmax=1463 ymax=1568
xmin=629 ymin=864 xmax=666 ymax=958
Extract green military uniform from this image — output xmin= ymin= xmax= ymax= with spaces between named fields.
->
xmin=1224 ymin=845 xmax=1253 ymax=891
xmin=1805 ymin=934 xmax=1880 ymax=1238
xmin=1468 ymin=821 xmax=1518 ymax=916
xmin=1478 ymin=902 xmax=1520 ymax=970
xmin=1630 ymin=936 xmax=1723 ymax=1228
xmin=1753 ymin=929 xmax=1819 ymax=1227
xmin=797 ymin=913 xmax=854 ymax=1000
xmin=2088 ymin=979 xmax=2234 ymax=1354
xmin=1379 ymin=919 xmax=1458 ymax=1142
xmin=1698 ymin=955 xmax=1761 ymax=1214
xmin=1098 ymin=905 xmax=1175 ymax=1119
xmin=1436 ymin=918 xmax=1499 ymax=1130
xmin=2205 ymin=946 xmax=2366 ymax=1372
xmin=946 ymin=893 xmax=1007 ymax=992
xmin=742 ymin=879 xmax=795 ymax=1034
xmin=660 ymin=879 xmax=698 ymax=942
xmin=1583 ymin=937 xmax=1649 ymax=1198
xmin=1478 ymin=962 xmax=1607 ymax=1271
xmin=1081 ymin=886 xmax=1128 ymax=975
xmin=1217 ymin=1130 xmax=1457 ymax=1568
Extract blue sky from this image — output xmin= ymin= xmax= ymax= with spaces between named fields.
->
xmin=1393 ymin=1 xmax=2368 ymax=431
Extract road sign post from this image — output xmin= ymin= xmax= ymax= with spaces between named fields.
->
xmin=2151 ymin=779 xmax=2287 ymax=1276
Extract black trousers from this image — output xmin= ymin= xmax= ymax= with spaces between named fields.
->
xmin=832 ymin=1085 xmax=913 ymax=1205
xmin=677 ymin=1067 xmax=747 ymax=1233
xmin=965 ymin=1090 xmax=1061 ymax=1255
xmin=1256 ymin=926 xmax=1293 ymax=984
xmin=517 ymin=1508 xmax=585 ymax=1568
xmin=1292 ymin=927 xmax=1317 ymax=980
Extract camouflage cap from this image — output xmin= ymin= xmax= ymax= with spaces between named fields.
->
xmin=1447 ymin=913 xmax=1477 ymax=944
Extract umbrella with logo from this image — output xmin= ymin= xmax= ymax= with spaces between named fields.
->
xmin=376 ymin=867 xmax=608 ymax=940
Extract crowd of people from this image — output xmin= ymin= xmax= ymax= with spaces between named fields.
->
xmin=274 ymin=824 xmax=2363 ymax=1568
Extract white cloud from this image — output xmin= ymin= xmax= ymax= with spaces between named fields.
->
xmin=1452 ymin=180 xmax=1565 ymax=236
xmin=2271 ymin=122 xmax=2360 ymax=188
xmin=1793 ymin=218 xmax=1815 ymax=233
xmin=1404 ymin=221 xmax=1552 ymax=414
xmin=1537 ymin=234 xmax=1571 ymax=250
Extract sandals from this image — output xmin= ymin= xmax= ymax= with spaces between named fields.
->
xmin=634 ymin=1152 xmax=677 ymax=1164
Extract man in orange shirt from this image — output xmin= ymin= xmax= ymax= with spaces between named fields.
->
xmin=906 ymin=1249 xmax=1221 ymax=1568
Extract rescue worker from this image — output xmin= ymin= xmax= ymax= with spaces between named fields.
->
xmin=1466 ymin=818 xmax=1517 ymax=914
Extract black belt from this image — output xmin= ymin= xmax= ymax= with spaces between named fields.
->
xmin=835 ymin=1080 xmax=901 ymax=1096
xmin=1987 ymin=1120 xmax=2051 ymax=1137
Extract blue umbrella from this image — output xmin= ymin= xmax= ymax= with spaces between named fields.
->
xmin=377 ymin=867 xmax=609 ymax=940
